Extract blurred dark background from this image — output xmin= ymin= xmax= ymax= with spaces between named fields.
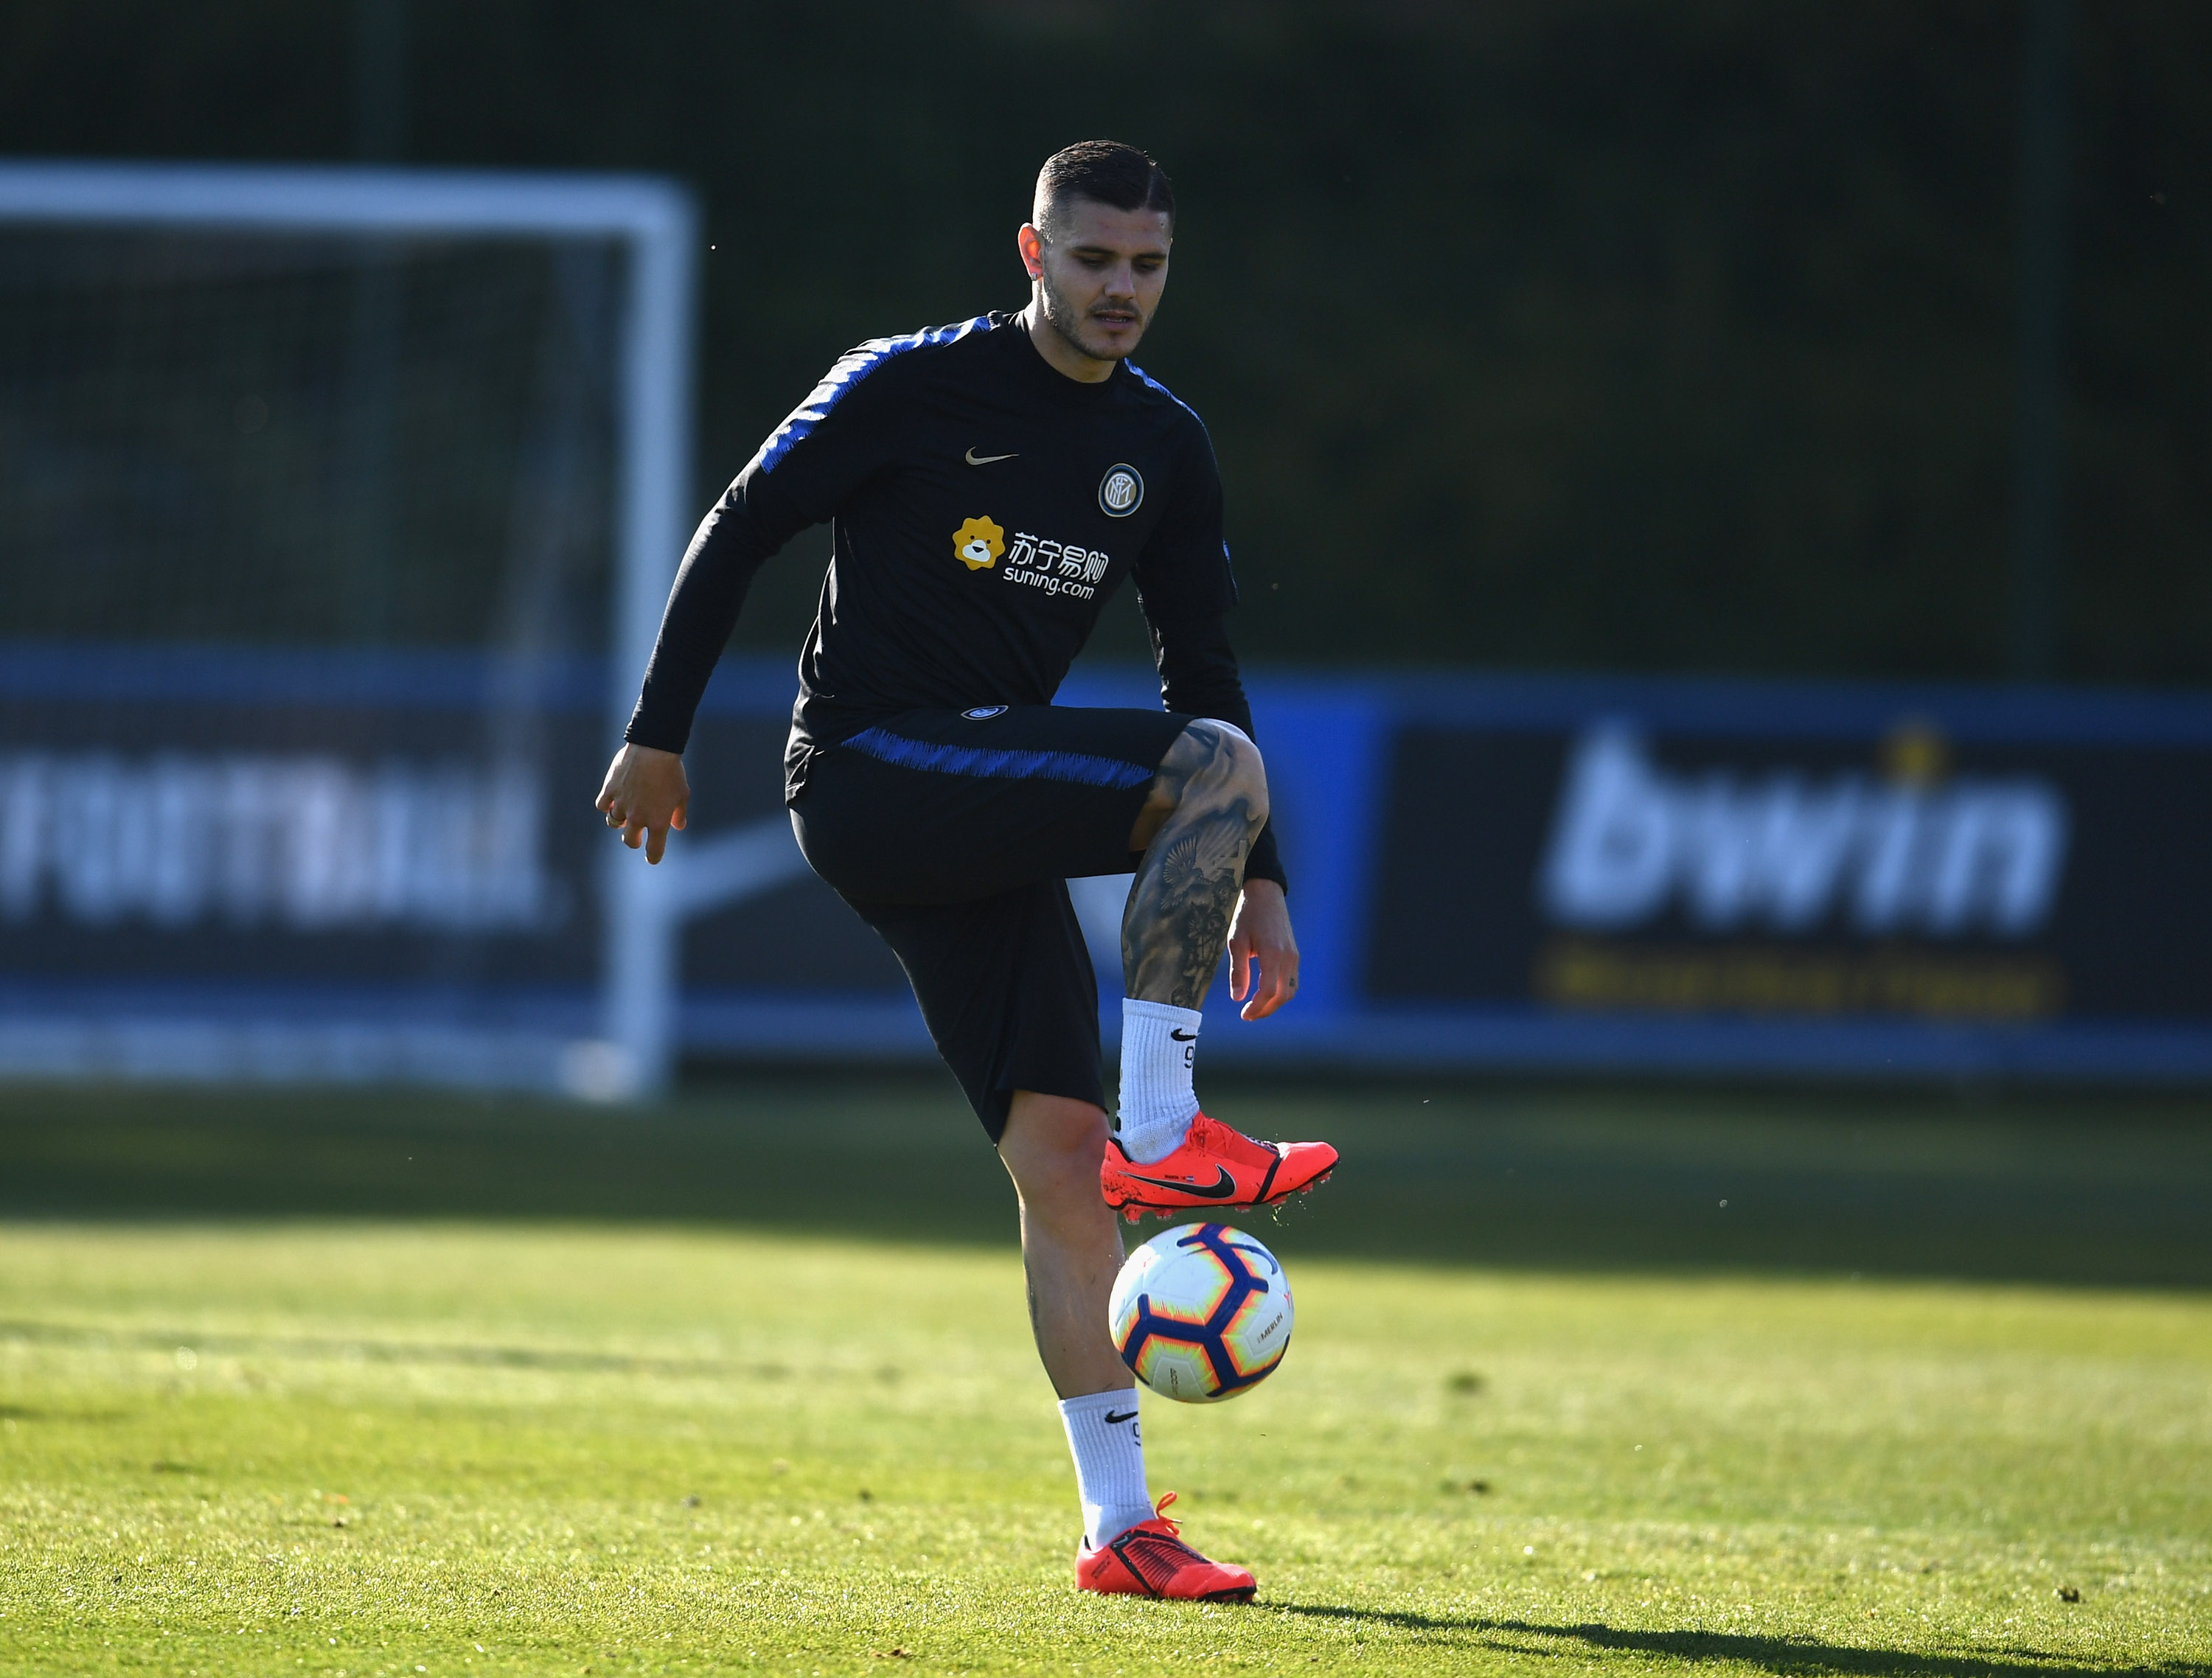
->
xmin=6 ymin=0 xmax=2207 ymax=684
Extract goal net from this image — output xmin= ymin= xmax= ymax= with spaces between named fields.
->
xmin=0 ymin=163 xmax=695 ymax=1098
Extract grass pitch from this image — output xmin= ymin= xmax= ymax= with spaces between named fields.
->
xmin=1 ymin=1079 xmax=2209 ymax=1676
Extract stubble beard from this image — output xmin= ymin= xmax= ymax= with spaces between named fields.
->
xmin=1036 ymin=265 xmax=1142 ymax=364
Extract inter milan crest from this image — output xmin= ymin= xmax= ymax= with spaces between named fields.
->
xmin=1098 ymin=464 xmax=1144 ymax=518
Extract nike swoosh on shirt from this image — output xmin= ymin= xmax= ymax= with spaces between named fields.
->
xmin=1103 ymin=1410 xmax=1139 ymax=1425
xmin=1118 ymin=1166 xmax=1238 ymax=1200
xmin=964 ymin=448 xmax=1018 ymax=465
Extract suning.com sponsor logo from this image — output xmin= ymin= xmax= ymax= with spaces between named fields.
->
xmin=1002 ymin=529 xmax=1107 ymax=600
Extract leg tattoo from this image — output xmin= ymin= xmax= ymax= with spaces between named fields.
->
xmin=1123 ymin=723 xmax=1269 ymax=1010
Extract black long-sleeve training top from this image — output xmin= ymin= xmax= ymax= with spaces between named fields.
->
xmin=624 ymin=310 xmax=1284 ymax=889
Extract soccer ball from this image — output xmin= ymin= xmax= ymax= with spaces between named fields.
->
xmin=1107 ymin=1222 xmax=1293 ymax=1403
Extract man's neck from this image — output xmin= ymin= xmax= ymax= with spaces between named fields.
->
xmin=1021 ymin=300 xmax=1118 ymax=385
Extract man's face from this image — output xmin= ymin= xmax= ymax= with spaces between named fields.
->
xmin=1023 ymin=197 xmax=1172 ymax=364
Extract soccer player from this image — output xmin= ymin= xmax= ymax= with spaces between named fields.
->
xmin=597 ymin=140 xmax=1335 ymax=1602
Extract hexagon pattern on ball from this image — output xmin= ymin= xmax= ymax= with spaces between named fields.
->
xmin=1107 ymin=1222 xmax=1294 ymax=1403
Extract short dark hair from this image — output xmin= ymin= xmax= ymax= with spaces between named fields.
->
xmin=1034 ymin=140 xmax=1175 ymax=232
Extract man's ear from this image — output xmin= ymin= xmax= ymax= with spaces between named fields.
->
xmin=1018 ymin=221 xmax=1045 ymax=281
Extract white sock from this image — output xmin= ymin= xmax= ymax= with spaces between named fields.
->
xmin=1116 ymin=999 xmax=1203 ymax=1164
xmin=1059 ymin=1388 xmax=1152 ymax=1548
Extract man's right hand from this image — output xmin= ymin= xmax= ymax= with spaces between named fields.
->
xmin=595 ymin=743 xmax=689 ymax=865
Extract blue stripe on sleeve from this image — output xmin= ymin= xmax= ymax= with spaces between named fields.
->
xmin=1125 ymin=361 xmax=1237 ymax=579
xmin=1124 ymin=360 xmax=1208 ymax=428
xmin=842 ymin=725 xmax=1155 ymax=790
xmin=754 ymin=316 xmax=995 ymax=473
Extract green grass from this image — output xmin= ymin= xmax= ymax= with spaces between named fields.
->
xmin=8 ymin=1075 xmax=2211 ymax=1285
xmin=2 ymin=1078 xmax=2210 ymax=1675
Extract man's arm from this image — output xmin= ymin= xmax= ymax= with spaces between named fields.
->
xmin=1146 ymin=608 xmax=1286 ymax=894
xmin=597 ymin=482 xmax=795 ymax=863
xmin=624 ymin=344 xmax=901 ymax=756
xmin=600 ymin=342 xmax=900 ymax=860
xmin=1146 ymin=610 xmax=1297 ymax=1017
xmin=620 ymin=492 xmax=776 ymax=757
xmin=1127 ymin=424 xmax=1295 ymax=1016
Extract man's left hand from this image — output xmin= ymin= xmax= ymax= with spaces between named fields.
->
xmin=1226 ymin=878 xmax=1299 ymax=1020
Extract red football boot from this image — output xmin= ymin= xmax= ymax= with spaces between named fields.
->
xmin=1100 ymin=1111 xmax=1338 ymax=1223
xmin=1076 ymin=1493 xmax=1256 ymax=1602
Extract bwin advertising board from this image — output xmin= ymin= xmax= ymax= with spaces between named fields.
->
xmin=1352 ymin=675 xmax=2212 ymax=1079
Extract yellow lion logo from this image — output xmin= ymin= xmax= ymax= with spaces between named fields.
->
xmin=953 ymin=515 xmax=1005 ymax=571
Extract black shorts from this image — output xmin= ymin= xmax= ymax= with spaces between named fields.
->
xmin=790 ymin=704 xmax=1192 ymax=1141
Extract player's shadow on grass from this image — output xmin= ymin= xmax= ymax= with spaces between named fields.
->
xmin=1273 ymin=1605 xmax=2210 ymax=1678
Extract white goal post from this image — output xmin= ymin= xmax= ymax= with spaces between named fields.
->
xmin=0 ymin=161 xmax=700 ymax=1099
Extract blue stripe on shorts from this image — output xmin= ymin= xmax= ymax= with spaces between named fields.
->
xmin=843 ymin=725 xmax=1155 ymax=790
